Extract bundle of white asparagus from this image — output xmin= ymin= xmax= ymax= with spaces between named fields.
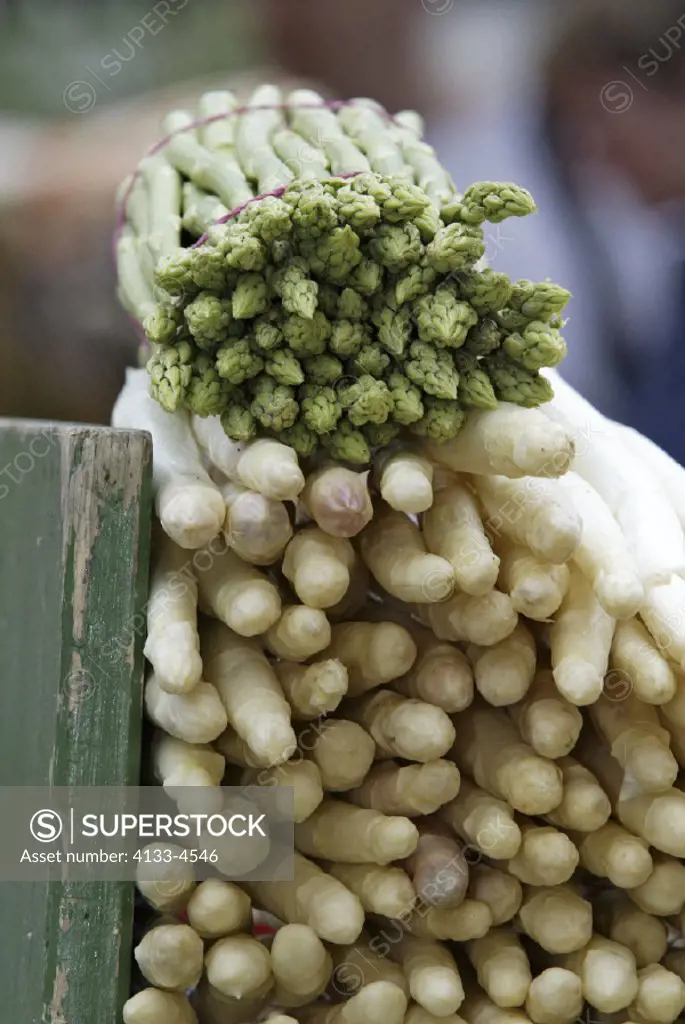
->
xmin=113 ymin=359 xmax=685 ymax=1024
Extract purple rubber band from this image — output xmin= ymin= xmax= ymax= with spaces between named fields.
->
xmin=113 ymin=98 xmax=405 ymax=260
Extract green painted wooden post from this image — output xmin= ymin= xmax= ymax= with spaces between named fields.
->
xmin=0 ymin=420 xmax=152 ymax=1024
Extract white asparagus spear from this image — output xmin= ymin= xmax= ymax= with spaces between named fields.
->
xmin=466 ymin=622 xmax=536 ymax=707
xmin=241 ymin=759 xmax=324 ymax=823
xmin=135 ymin=842 xmax=196 ymax=912
xmin=594 ymin=890 xmax=668 ymax=968
xmin=422 ymin=476 xmax=500 ymax=596
xmin=291 ymin=980 xmax=408 ymax=1024
xmin=439 ymin=778 xmax=522 ymax=860
xmin=525 ymin=969 xmax=583 ymax=1024
xmin=544 ymin=370 xmax=685 ymax=587
xmin=611 ymin=617 xmax=677 ymax=705
xmin=544 ymin=757 xmax=611 ymax=833
xmin=349 ymin=759 xmax=461 ymax=818
xmin=377 ymin=450 xmax=434 ymax=514
xmin=135 ymin=923 xmax=204 ymax=991
xmin=263 ymin=605 xmax=331 ymax=661
xmin=449 ymin=705 xmax=563 ymax=816
xmin=472 ymin=473 xmax=581 ymax=566
xmin=626 ymin=852 xmax=685 ymax=916
xmin=144 ymin=673 xmax=227 ymax=744
xmin=423 ymin=403 xmax=574 ymax=478
xmin=112 ymin=368 xmax=225 ymax=549
xmin=414 ymin=590 xmax=518 ymax=647
xmin=300 ymin=718 xmax=375 ymax=792
xmin=344 ymin=689 xmax=456 ymax=763
xmin=467 ymin=929 xmax=532 ymax=1009
xmin=201 ymin=621 xmax=296 ymax=767
xmin=508 ymin=670 xmax=583 ymax=760
xmin=359 ymin=507 xmax=456 ymax=604
xmin=294 ymin=798 xmax=418 ymax=865
xmin=518 ymin=885 xmax=593 ymax=954
xmin=151 ymin=732 xmax=224 ymax=814
xmin=281 ymin=527 xmax=355 ymax=609
xmin=467 ymin=865 xmax=522 ymax=926
xmin=192 ymin=416 xmax=305 ymax=501
xmin=204 ymin=933 xmax=273 ymax=1002
xmin=556 ymin=470 xmax=643 ymax=618
xmin=494 ymin=538 xmax=569 ymax=621
xmin=629 ymin=965 xmax=685 ymax=1024
xmin=196 ymin=542 xmax=282 ymax=637
xmin=394 ymin=627 xmax=474 ymax=713
xmin=549 ymin=570 xmax=615 ymax=705
xmin=589 ymin=692 xmax=678 ymax=794
xmin=123 ymin=989 xmax=198 ymax=1024
xmin=299 ymin=464 xmax=373 ymax=538
xmin=614 ymin=420 xmax=685 ymax=529
xmin=186 ymin=879 xmax=251 ymax=939
xmin=559 ymin=935 xmax=639 ymax=1012
xmin=319 ymin=621 xmax=417 ymax=696
xmin=144 ymin=530 xmax=203 ymax=694
xmin=245 ymin=852 xmax=364 ymax=944
xmin=505 ymin=820 xmax=579 ymax=887
xmin=270 ymin=924 xmax=332 ymax=1006
xmin=574 ymin=821 xmax=653 ymax=890
xmin=274 ymin=659 xmax=348 ymax=720
xmin=325 ymin=862 xmax=416 ymax=917
xmin=390 ymin=934 xmax=465 ymax=1016
xmin=641 ymin=573 xmax=685 ymax=668
xmin=219 ymin=477 xmax=292 ymax=565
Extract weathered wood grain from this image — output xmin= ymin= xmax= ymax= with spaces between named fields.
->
xmin=0 ymin=420 xmax=152 ymax=1024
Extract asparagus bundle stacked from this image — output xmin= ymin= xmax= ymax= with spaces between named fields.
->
xmin=114 ymin=361 xmax=685 ymax=1024
xmin=113 ymin=83 xmax=685 ymax=1024
xmin=116 ymin=84 xmax=570 ymax=465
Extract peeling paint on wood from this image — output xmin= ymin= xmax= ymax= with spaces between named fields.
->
xmin=0 ymin=420 xmax=152 ymax=1024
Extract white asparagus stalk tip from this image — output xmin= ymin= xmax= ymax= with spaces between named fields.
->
xmin=450 ymin=705 xmax=563 ymax=816
xmin=204 ymin=933 xmax=273 ymax=1001
xmin=518 ymin=885 xmax=593 ymax=954
xmin=346 ymin=689 xmax=456 ymax=763
xmin=424 ymin=402 xmax=574 ymax=479
xmin=395 ymin=629 xmax=474 ymax=713
xmin=320 ymin=621 xmax=417 ymax=696
xmin=264 ymin=604 xmax=331 ymax=661
xmin=575 ymin=821 xmax=652 ymax=890
xmin=495 ymin=539 xmax=570 ymax=621
xmin=274 ymin=659 xmax=348 ymax=720
xmin=508 ymin=670 xmax=583 ymax=760
xmin=439 ymin=777 xmax=522 ymax=860
xmin=145 ymin=673 xmax=227 ymax=744
xmin=349 ymin=759 xmax=461 ymax=818
xmin=611 ymin=616 xmax=677 ymax=705
xmin=406 ymin=820 xmax=469 ymax=908
xmin=590 ymin=691 xmax=678 ymax=794
xmin=294 ymin=798 xmax=418 ymax=865
xmin=151 ymin=732 xmax=225 ymax=814
xmin=326 ymin=861 xmax=416 ymax=917
xmin=123 ymin=989 xmax=198 ymax=1024
xmin=466 ymin=622 xmax=536 ymax=707
xmin=186 ymin=879 xmax=252 ymax=938
xmin=144 ymin=530 xmax=203 ymax=693
xmin=299 ymin=465 xmax=373 ymax=538
xmin=219 ymin=477 xmax=293 ymax=565
xmin=415 ymin=589 xmax=518 ymax=647
xmin=525 ymin=968 xmax=583 ymax=1024
xmin=467 ymin=864 xmax=522 ymax=925
xmin=550 ymin=570 xmax=615 ymax=705
xmin=473 ymin=472 xmax=582 ymax=566
xmin=196 ymin=542 xmax=282 ymax=637
xmin=505 ymin=820 xmax=579 ymax=887
xmin=391 ymin=934 xmax=465 ymax=1016
xmin=201 ymin=621 xmax=296 ymax=768
xmin=134 ymin=923 xmax=204 ymax=991
xmin=422 ymin=475 xmax=500 ymax=597
xmin=301 ymin=718 xmax=375 ymax=792
xmin=544 ymin=757 xmax=611 ymax=833
xmin=629 ymin=964 xmax=685 ymax=1024
xmin=560 ymin=935 xmax=639 ymax=1013
xmin=467 ymin=928 xmax=532 ymax=1009
xmin=270 ymin=923 xmax=332 ymax=1007
xmin=112 ymin=369 xmax=225 ymax=549
xmin=281 ymin=527 xmax=355 ymax=609
xmin=242 ymin=758 xmax=324 ymax=823
xmin=557 ymin=470 xmax=644 ymax=618
xmin=378 ymin=449 xmax=435 ymax=514
xmin=359 ymin=507 xmax=456 ymax=604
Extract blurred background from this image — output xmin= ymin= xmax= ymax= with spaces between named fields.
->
xmin=2 ymin=0 xmax=685 ymax=460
